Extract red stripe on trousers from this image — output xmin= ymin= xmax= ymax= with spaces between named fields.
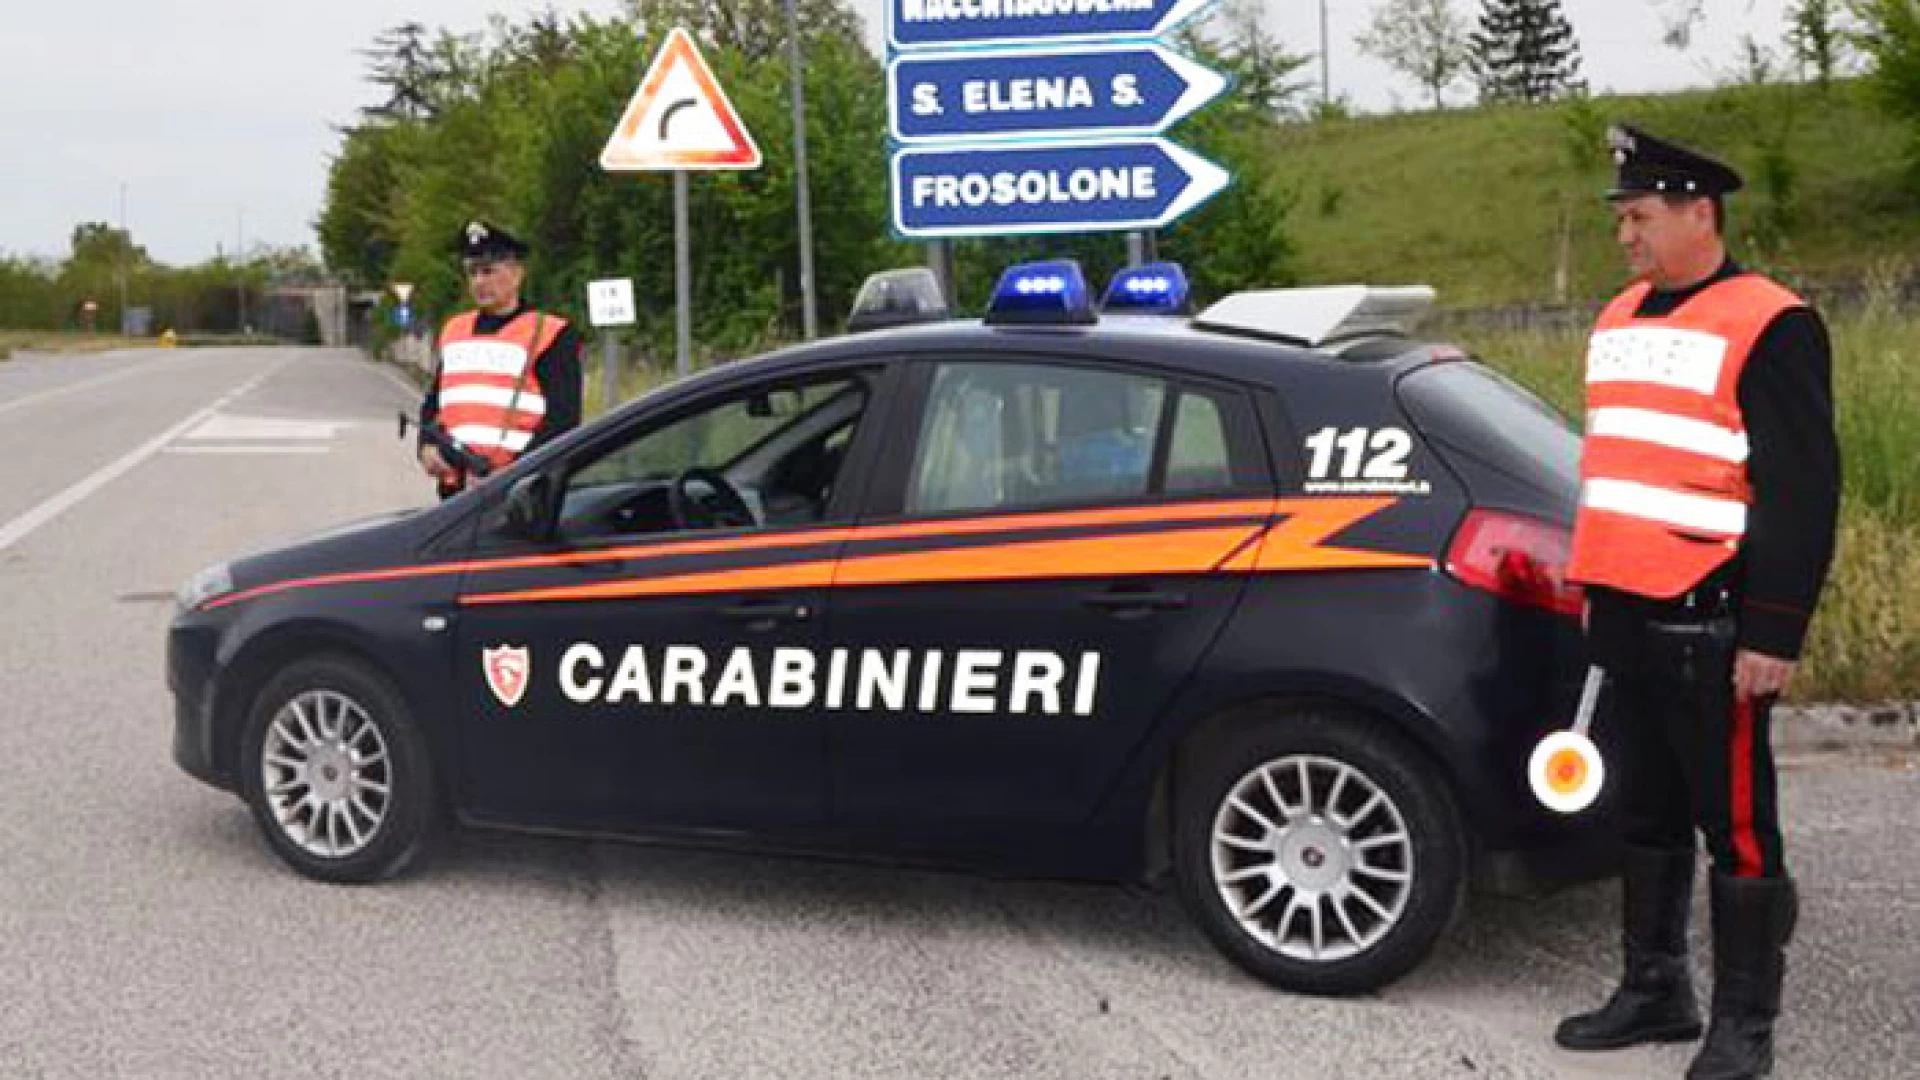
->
xmin=1730 ymin=694 xmax=1763 ymax=877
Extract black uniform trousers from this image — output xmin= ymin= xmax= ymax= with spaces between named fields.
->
xmin=1589 ymin=579 xmax=1787 ymax=880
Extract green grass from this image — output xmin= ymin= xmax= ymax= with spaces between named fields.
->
xmin=1273 ymin=80 xmax=1920 ymax=308
xmin=583 ymin=355 xmax=677 ymax=420
xmin=1455 ymin=302 xmax=1920 ymax=702
xmin=0 ymin=331 xmax=152 ymax=357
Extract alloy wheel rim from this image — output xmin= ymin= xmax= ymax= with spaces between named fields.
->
xmin=261 ymin=689 xmax=392 ymax=859
xmin=1210 ymin=754 xmax=1414 ymax=962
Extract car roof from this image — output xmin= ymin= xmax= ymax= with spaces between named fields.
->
xmin=720 ymin=316 xmax=1445 ymax=391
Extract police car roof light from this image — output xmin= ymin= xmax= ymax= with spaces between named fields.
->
xmin=1193 ymin=285 xmax=1436 ymax=348
xmin=1101 ymin=263 xmax=1192 ymax=316
xmin=985 ymin=260 xmax=1098 ymax=327
xmin=847 ymin=267 xmax=950 ymax=333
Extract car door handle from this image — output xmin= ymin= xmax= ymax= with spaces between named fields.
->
xmin=720 ymin=598 xmax=813 ymax=624
xmin=1082 ymin=585 xmax=1189 ymax=615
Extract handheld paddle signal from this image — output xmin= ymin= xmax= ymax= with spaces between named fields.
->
xmin=1529 ymin=666 xmax=1608 ymax=814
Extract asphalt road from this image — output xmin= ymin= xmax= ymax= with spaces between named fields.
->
xmin=0 ymin=347 xmax=1913 ymax=1080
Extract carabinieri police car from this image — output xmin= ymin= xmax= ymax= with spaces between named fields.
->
xmin=169 ymin=260 xmax=1597 ymax=995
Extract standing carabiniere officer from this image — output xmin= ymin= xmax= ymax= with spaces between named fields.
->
xmin=418 ymin=220 xmax=583 ymax=498
xmin=1553 ymin=126 xmax=1840 ymax=1079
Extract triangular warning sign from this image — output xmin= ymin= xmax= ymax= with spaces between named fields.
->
xmin=600 ymin=27 xmax=762 ymax=172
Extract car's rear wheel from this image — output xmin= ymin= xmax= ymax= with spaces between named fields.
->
xmin=1173 ymin=708 xmax=1466 ymax=995
xmin=239 ymin=655 xmax=436 ymax=883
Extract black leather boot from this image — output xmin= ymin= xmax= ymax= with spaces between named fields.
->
xmin=1555 ymin=846 xmax=1704 ymax=1051
xmin=1686 ymin=873 xmax=1797 ymax=1079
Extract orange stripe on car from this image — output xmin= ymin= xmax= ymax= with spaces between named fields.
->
xmin=1254 ymin=498 xmax=1435 ymax=572
xmin=461 ymin=524 xmax=1264 ymax=606
xmin=203 ymin=498 xmax=1273 ymax=610
xmin=457 ymin=499 xmax=1430 ymax=607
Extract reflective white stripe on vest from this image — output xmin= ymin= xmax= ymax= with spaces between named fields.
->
xmin=1589 ymin=406 xmax=1749 ymax=462
xmin=441 ymin=340 xmax=531 ymax=378
xmin=438 ymin=385 xmax=549 ymax=414
xmin=1587 ymin=328 xmax=1728 ymax=395
xmin=1581 ymin=477 xmax=1747 ymax=536
xmin=449 ymin=424 xmax=534 ymax=453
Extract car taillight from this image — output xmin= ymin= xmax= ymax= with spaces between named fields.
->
xmin=1445 ymin=509 xmax=1584 ymax=616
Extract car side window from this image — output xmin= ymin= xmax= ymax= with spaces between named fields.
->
xmin=553 ymin=375 xmax=867 ymax=541
xmin=907 ymin=362 xmax=1165 ymax=515
xmin=1165 ymin=391 xmax=1233 ymax=493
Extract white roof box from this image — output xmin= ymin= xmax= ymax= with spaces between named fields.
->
xmin=1193 ymin=285 xmax=1436 ymax=347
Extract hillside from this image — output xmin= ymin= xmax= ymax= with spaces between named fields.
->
xmin=1265 ymin=79 xmax=1919 ymax=309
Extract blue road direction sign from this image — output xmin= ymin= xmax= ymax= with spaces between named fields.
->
xmin=889 ymin=0 xmax=1217 ymax=51
xmin=892 ymin=137 xmax=1229 ymax=238
xmin=889 ymin=43 xmax=1228 ymax=144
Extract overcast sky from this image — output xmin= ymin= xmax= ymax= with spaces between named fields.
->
xmin=0 ymin=0 xmax=1793 ymax=267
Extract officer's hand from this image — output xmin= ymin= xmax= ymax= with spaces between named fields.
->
xmin=1734 ymin=650 xmax=1795 ymax=701
xmin=419 ymin=444 xmax=453 ymax=479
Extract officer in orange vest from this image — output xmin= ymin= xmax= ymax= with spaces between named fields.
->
xmin=417 ymin=220 xmax=582 ymax=498
xmin=1554 ymin=126 xmax=1839 ymax=1080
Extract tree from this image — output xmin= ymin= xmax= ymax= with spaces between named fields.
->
xmin=1356 ymin=0 xmax=1473 ymax=110
xmin=1851 ymin=0 xmax=1920 ymax=179
xmin=622 ymin=0 xmax=865 ymax=59
xmin=315 ymin=123 xmax=412 ymax=288
xmin=1787 ymin=0 xmax=1849 ymax=88
xmin=1178 ymin=0 xmax=1314 ymax=120
xmin=360 ymin=22 xmax=440 ymax=121
xmin=67 ymin=223 xmax=147 ymax=269
xmin=1469 ymin=0 xmax=1586 ymax=104
xmin=1656 ymin=0 xmax=1707 ymax=50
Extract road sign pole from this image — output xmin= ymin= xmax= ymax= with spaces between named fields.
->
xmin=926 ymin=240 xmax=956 ymax=311
xmin=786 ymin=0 xmax=819 ymax=340
xmin=674 ymin=171 xmax=692 ymax=379
xmin=602 ymin=334 xmax=619 ymax=411
xmin=1125 ymin=232 xmax=1146 ymax=268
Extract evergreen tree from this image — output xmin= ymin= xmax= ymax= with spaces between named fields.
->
xmin=1468 ymin=0 xmax=1585 ymax=104
xmin=359 ymin=22 xmax=437 ymax=121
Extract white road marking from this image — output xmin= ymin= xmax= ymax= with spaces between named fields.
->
xmin=164 ymin=445 xmax=331 ymax=456
xmin=0 ymin=363 xmax=286 ymax=554
xmin=180 ymin=414 xmax=353 ymax=441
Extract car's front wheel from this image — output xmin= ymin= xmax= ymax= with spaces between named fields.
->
xmin=239 ymin=655 xmax=437 ymax=883
xmin=1174 ymin=708 xmax=1466 ymax=995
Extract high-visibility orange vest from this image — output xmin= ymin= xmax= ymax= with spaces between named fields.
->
xmin=1566 ymin=273 xmax=1804 ymax=599
xmin=434 ymin=309 xmax=567 ymax=470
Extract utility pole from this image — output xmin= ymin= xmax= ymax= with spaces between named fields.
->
xmin=117 ymin=182 xmax=129 ymax=334
xmin=1320 ymin=0 xmax=1331 ymax=105
xmin=786 ymin=0 xmax=818 ymax=339
xmin=236 ymin=206 xmax=249 ymax=333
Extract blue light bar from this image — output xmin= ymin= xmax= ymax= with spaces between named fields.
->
xmin=985 ymin=260 xmax=1097 ymax=326
xmin=1102 ymin=263 xmax=1191 ymax=315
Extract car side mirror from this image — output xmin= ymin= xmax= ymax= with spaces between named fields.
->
xmin=504 ymin=472 xmax=555 ymax=541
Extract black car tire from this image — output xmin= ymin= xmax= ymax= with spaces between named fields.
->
xmin=1173 ymin=708 xmax=1466 ymax=995
xmin=239 ymin=655 xmax=438 ymax=884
